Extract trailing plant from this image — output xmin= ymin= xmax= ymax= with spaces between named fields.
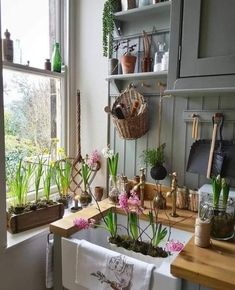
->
xmin=102 ymin=0 xmax=121 ymax=58
xmin=142 ymin=143 xmax=166 ymax=167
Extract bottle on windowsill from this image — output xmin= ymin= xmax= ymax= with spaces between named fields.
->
xmin=2 ymin=29 xmax=14 ymax=62
xmin=52 ymin=42 xmax=62 ymax=73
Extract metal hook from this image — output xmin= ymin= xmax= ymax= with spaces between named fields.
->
xmin=141 ymin=82 xmax=151 ymax=88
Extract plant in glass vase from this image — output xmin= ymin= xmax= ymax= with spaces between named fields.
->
xmin=102 ymin=146 xmax=119 ymax=203
xmin=79 ymin=150 xmax=101 ymax=207
xmin=210 ymin=175 xmax=234 ymax=240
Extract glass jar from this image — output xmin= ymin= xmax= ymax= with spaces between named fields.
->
xmin=199 ymin=196 xmax=235 ymax=240
xmin=109 ymin=175 xmax=120 ymax=203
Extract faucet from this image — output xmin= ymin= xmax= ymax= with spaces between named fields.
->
xmin=167 ymin=172 xmax=178 ymax=217
xmin=133 ymin=168 xmax=145 ymax=207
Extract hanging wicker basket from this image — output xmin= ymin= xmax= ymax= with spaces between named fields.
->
xmin=107 ymin=87 xmax=149 ymax=140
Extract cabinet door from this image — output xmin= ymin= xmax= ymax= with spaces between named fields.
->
xmin=180 ymin=0 xmax=235 ymax=77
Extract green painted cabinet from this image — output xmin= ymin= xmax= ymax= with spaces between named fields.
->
xmin=168 ymin=0 xmax=235 ymax=91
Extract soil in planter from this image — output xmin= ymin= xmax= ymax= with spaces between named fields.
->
xmin=211 ymin=211 xmax=234 ymax=240
xmin=109 ymin=235 xmax=168 ymax=258
xmin=8 ymin=199 xmax=58 ymax=215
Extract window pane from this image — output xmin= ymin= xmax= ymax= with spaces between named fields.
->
xmin=1 ymin=0 xmax=52 ymax=69
xmin=3 ymin=69 xmax=61 ymax=186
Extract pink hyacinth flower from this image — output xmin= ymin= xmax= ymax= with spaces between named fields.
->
xmin=128 ymin=191 xmax=144 ymax=215
xmin=165 ymin=239 xmax=184 ymax=252
xmin=87 ymin=150 xmax=100 ymax=167
xmin=73 ymin=217 xmax=90 ymax=230
xmin=118 ymin=191 xmax=129 ymax=213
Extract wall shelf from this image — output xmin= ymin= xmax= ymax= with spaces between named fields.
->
xmin=106 ymin=71 xmax=167 ymax=81
xmin=114 ymin=1 xmax=171 ymax=22
xmin=164 ymin=87 xmax=235 ymax=97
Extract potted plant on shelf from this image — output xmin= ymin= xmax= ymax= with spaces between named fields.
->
xmin=120 ymin=40 xmax=137 ymax=74
xmin=102 ymin=0 xmax=121 ymax=75
xmin=79 ymin=150 xmax=101 ymax=207
xmin=102 ymin=146 xmax=119 ymax=203
xmin=142 ymin=143 xmax=167 ymax=181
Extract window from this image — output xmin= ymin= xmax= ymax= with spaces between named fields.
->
xmin=0 ymin=0 xmax=70 ymax=244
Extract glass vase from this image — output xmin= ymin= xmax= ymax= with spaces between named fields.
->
xmin=109 ymin=175 xmax=120 ymax=204
xmin=80 ymin=190 xmax=92 ymax=208
xmin=199 ymin=196 xmax=235 ymax=241
xmin=211 ymin=203 xmax=235 ymax=241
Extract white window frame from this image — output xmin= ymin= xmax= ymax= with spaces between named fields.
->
xmin=0 ymin=0 xmax=76 ymax=250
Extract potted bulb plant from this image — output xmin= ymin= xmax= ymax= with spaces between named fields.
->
xmin=142 ymin=143 xmax=167 ymax=181
xmin=102 ymin=0 xmax=121 ymax=75
xmin=120 ymin=40 xmax=137 ymax=74
xmin=210 ymin=176 xmax=234 ymax=240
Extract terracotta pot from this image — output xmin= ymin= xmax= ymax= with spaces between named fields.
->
xmin=94 ymin=186 xmax=104 ymax=201
xmin=120 ymin=54 xmax=137 ymax=74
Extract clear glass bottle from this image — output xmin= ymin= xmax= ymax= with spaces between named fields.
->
xmin=52 ymin=42 xmax=62 ymax=72
xmin=109 ymin=175 xmax=120 ymax=203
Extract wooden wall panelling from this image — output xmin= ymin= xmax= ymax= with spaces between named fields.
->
xmin=171 ymin=96 xmax=187 ymax=186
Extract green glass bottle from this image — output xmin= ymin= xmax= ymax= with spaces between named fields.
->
xmin=52 ymin=42 xmax=62 ymax=72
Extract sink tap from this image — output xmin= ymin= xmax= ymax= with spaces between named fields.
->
xmin=133 ymin=168 xmax=145 ymax=207
xmin=167 ymin=172 xmax=178 ymax=217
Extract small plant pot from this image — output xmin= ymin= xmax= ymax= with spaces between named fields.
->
xmin=120 ymin=54 xmax=137 ymax=74
xmin=108 ymin=58 xmax=118 ymax=75
xmin=150 ymin=165 xmax=167 ymax=181
xmin=94 ymin=186 xmax=104 ymax=201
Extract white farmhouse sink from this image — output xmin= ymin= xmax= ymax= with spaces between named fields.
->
xmin=61 ymin=214 xmax=193 ymax=290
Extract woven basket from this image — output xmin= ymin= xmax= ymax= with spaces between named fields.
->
xmin=111 ymin=88 xmax=149 ymax=140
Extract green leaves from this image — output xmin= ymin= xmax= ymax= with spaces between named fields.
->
xmin=129 ymin=212 xmax=139 ymax=240
xmin=108 ymin=152 xmax=119 ymax=177
xmin=9 ymin=159 xmax=34 ymax=206
xmin=104 ymin=210 xmax=117 ymax=238
xmin=222 ymin=178 xmax=230 ymax=207
xmin=142 ymin=143 xmax=166 ymax=167
xmin=148 ymin=211 xmax=168 ymax=247
xmin=212 ymin=175 xmax=230 ymax=208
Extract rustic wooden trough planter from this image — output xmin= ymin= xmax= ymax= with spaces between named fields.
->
xmin=7 ymin=203 xmax=64 ymax=234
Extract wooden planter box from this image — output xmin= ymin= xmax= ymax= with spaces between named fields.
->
xmin=7 ymin=203 xmax=64 ymax=234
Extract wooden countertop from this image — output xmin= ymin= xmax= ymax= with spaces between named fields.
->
xmin=49 ymin=198 xmax=197 ymax=237
xmin=171 ymin=236 xmax=235 ymax=290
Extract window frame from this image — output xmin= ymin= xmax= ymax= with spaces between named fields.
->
xmin=0 ymin=0 xmax=75 ymax=250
